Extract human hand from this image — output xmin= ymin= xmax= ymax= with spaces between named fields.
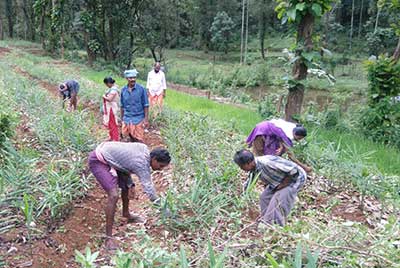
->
xmin=143 ymin=119 xmax=149 ymax=128
xmin=275 ymin=146 xmax=283 ymax=156
xmin=303 ymin=165 xmax=313 ymax=173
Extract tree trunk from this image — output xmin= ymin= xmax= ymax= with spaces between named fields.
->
xmin=84 ymin=31 xmax=95 ymax=66
xmin=40 ymin=6 xmax=46 ymax=49
xmin=259 ymin=0 xmax=267 ymax=59
xmin=21 ymin=0 xmax=33 ymax=40
xmin=285 ymin=12 xmax=314 ymax=122
xmin=393 ymin=37 xmax=400 ymax=63
xmin=285 ymin=85 xmax=305 ymax=122
xmin=60 ymin=30 xmax=64 ymax=59
xmin=349 ymin=0 xmax=355 ymax=51
xmin=5 ymin=0 xmax=14 ymax=38
xmin=240 ymin=0 xmax=245 ymax=64
xmin=126 ymin=32 xmax=134 ymax=69
xmin=244 ymin=0 xmax=249 ymax=64
xmin=374 ymin=8 xmax=381 ymax=33
xmin=358 ymin=0 xmax=364 ymax=37
xmin=150 ymin=48 xmax=158 ymax=62
xmin=0 ymin=15 xmax=3 ymax=40
xmin=107 ymin=16 xmax=115 ymax=60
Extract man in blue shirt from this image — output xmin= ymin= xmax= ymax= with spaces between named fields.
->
xmin=120 ymin=69 xmax=149 ymax=142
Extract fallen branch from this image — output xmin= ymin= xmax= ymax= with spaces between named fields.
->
xmin=189 ymin=217 xmax=260 ymax=266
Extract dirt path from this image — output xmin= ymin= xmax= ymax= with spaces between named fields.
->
xmin=1 ymin=54 xmax=173 ymax=267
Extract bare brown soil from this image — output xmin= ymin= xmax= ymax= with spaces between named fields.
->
xmin=1 ymin=59 xmax=174 ymax=267
xmin=0 ymin=47 xmax=11 ymax=56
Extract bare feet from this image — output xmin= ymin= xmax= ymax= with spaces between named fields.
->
xmin=123 ymin=213 xmax=145 ymax=223
xmin=105 ymin=237 xmax=118 ymax=250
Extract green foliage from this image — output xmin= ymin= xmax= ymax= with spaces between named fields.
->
xmin=0 ymin=60 xmax=95 ymax=235
xmin=0 ymin=112 xmax=14 ymax=148
xmin=0 ymin=87 xmax=16 ymax=148
xmin=365 ymin=57 xmax=400 ymax=101
xmin=210 ymin=12 xmax=235 ymax=54
xmin=207 ymin=240 xmax=226 ymax=268
xmin=366 ymin=28 xmax=397 ymax=55
xmin=265 ymin=243 xmax=319 ymax=268
xmin=360 ymin=57 xmax=400 ymax=148
xmin=159 ymin=109 xmax=247 ymax=231
xmin=257 ymin=95 xmax=282 ymax=119
xmin=74 ymin=247 xmax=99 ymax=268
xmin=275 ymin=0 xmax=332 ymax=24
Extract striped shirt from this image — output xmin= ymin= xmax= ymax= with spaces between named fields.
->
xmin=254 ymin=155 xmax=302 ymax=188
xmin=96 ymin=142 xmax=157 ymax=201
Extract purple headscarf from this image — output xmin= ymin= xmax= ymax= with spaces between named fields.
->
xmin=246 ymin=121 xmax=293 ymax=155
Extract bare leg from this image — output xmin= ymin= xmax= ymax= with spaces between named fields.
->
xmin=253 ymin=136 xmax=265 ymax=156
xmin=121 ymin=188 xmax=144 ymax=223
xmin=105 ymin=188 xmax=119 ymax=249
xmin=70 ymin=92 xmax=77 ymax=111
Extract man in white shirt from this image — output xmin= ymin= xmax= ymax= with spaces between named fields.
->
xmin=146 ymin=62 xmax=167 ymax=118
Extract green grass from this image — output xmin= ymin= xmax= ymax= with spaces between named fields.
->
xmin=1 ymin=41 xmax=399 ymax=176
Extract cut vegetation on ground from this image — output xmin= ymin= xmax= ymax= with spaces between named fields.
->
xmin=0 ymin=42 xmax=399 ymax=267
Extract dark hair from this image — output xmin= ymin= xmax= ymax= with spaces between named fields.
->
xmin=150 ymin=148 xmax=171 ymax=164
xmin=59 ymin=84 xmax=65 ymax=90
xmin=233 ymin=149 xmax=254 ymax=166
xmin=293 ymin=125 xmax=307 ymax=137
xmin=103 ymin=77 xmax=115 ymax=84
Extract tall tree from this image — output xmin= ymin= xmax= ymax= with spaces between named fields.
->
xmin=358 ymin=0 xmax=365 ymax=37
xmin=259 ymin=0 xmax=268 ymax=59
xmin=210 ymin=11 xmax=235 ymax=54
xmin=275 ymin=0 xmax=332 ymax=121
xmin=5 ymin=0 xmax=15 ymax=38
xmin=349 ymin=0 xmax=355 ymax=51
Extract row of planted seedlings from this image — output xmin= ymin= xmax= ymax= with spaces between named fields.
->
xmin=3 ymin=43 xmax=399 ymax=267
xmin=85 ymin=109 xmax=399 ymax=268
xmin=1 ymin=46 xmax=105 ymax=104
xmin=0 ymin=61 xmax=97 ymax=248
xmin=7 ymin=43 xmax=400 ymax=207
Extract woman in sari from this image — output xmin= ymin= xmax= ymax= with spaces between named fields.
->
xmin=102 ymin=77 xmax=120 ymax=141
xmin=246 ymin=120 xmax=312 ymax=172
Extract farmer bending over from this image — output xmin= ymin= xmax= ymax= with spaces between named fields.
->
xmin=246 ymin=120 xmax=311 ymax=172
xmin=88 ymin=141 xmax=171 ymax=249
xmin=58 ymin=79 xmax=79 ymax=112
xmin=234 ymin=149 xmax=306 ymax=226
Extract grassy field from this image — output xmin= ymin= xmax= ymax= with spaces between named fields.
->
xmin=1 ymin=40 xmax=399 ymax=175
xmin=1 ymin=40 xmax=399 ymax=267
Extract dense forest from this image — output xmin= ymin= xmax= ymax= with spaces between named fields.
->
xmin=1 ymin=0 xmax=399 ymax=64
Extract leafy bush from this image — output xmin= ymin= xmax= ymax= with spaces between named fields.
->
xmin=366 ymin=28 xmax=397 ymax=55
xmin=0 ymin=112 xmax=14 ymax=148
xmin=257 ymin=95 xmax=282 ymax=119
xmin=360 ymin=57 xmax=400 ymax=148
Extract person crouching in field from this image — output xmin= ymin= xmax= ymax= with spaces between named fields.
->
xmin=146 ymin=62 xmax=167 ymax=119
xmin=246 ymin=120 xmax=312 ymax=173
xmin=234 ymin=149 xmax=306 ymax=227
xmin=120 ymin=69 xmax=149 ymax=142
xmin=58 ymin=79 xmax=79 ymax=112
xmin=88 ymin=141 xmax=171 ymax=249
xmin=102 ymin=77 xmax=120 ymax=141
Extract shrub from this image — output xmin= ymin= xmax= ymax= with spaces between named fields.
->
xmin=365 ymin=28 xmax=397 ymax=55
xmin=360 ymin=57 xmax=400 ymax=148
xmin=0 ymin=112 xmax=14 ymax=148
